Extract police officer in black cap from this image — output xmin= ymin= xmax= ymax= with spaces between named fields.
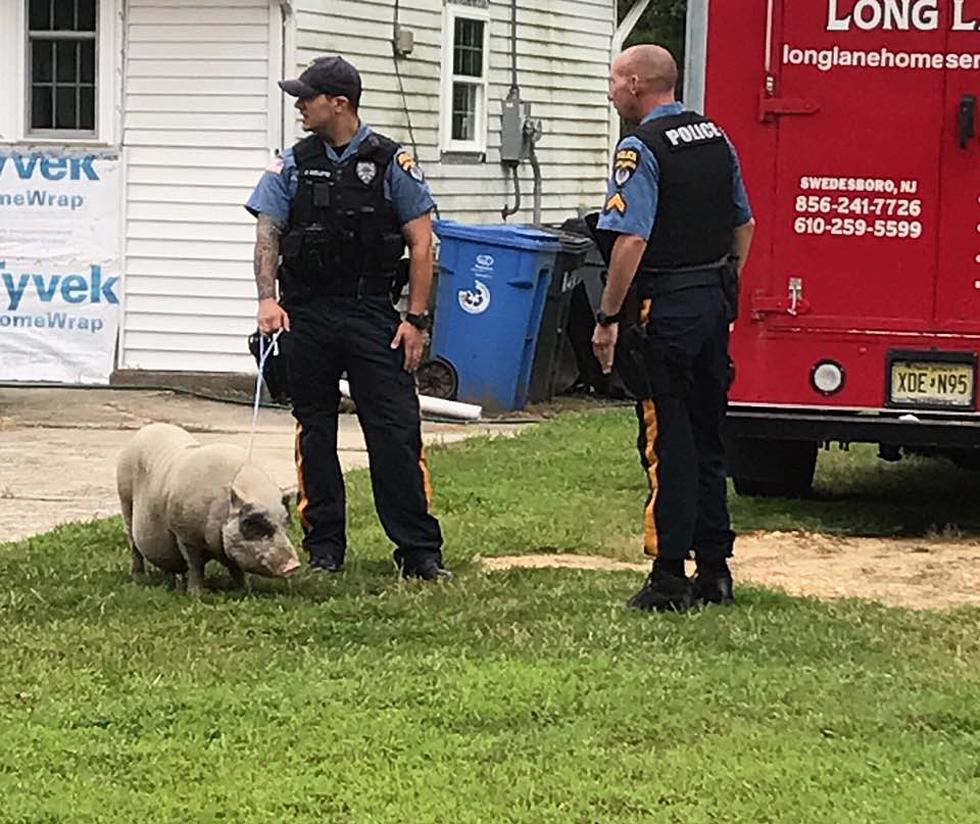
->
xmin=591 ymin=44 xmax=755 ymax=611
xmin=245 ymin=55 xmax=448 ymax=580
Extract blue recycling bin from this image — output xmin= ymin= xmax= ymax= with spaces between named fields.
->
xmin=432 ymin=221 xmax=562 ymax=412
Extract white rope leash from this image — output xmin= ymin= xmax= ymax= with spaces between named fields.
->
xmin=247 ymin=330 xmax=283 ymax=462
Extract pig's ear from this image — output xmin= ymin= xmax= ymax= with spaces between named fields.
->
xmin=281 ymin=491 xmax=294 ymax=521
xmin=229 ymin=485 xmax=246 ymax=513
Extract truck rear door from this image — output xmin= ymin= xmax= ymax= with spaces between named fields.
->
xmin=934 ymin=5 xmax=980 ymax=334
xmin=763 ymin=0 xmax=948 ymax=334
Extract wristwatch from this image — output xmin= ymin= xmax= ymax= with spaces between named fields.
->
xmin=405 ymin=311 xmax=431 ymax=331
xmin=595 ymin=309 xmax=623 ymax=327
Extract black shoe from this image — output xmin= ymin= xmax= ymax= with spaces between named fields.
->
xmin=627 ymin=563 xmax=697 ymax=612
xmin=309 ymin=553 xmax=344 ymax=573
xmin=693 ymin=562 xmax=735 ymax=606
xmin=396 ymin=551 xmax=453 ymax=581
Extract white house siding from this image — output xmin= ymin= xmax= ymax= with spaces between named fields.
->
xmin=117 ymin=0 xmax=614 ymax=375
xmin=120 ymin=0 xmax=279 ymax=373
xmin=292 ymin=0 xmax=616 ymax=225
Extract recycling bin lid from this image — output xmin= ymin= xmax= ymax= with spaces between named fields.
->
xmin=548 ymin=230 xmax=594 ymax=255
xmin=434 ymin=220 xmax=562 ymax=252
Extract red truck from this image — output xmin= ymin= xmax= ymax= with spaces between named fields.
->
xmin=686 ymin=0 xmax=980 ymax=495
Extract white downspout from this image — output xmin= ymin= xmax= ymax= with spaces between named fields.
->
xmin=608 ymin=0 xmax=652 ymax=157
xmin=684 ymin=0 xmax=710 ymax=113
xmin=276 ymin=0 xmax=296 ymax=150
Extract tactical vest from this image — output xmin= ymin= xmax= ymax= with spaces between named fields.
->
xmin=280 ymin=131 xmax=405 ymax=296
xmin=631 ymin=111 xmax=736 ymax=272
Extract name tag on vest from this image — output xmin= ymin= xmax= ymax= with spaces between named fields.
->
xmin=662 ymin=121 xmax=725 ymax=151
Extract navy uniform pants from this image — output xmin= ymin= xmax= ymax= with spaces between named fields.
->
xmin=632 ymin=283 xmax=735 ymax=564
xmin=282 ymin=294 xmax=443 ymax=566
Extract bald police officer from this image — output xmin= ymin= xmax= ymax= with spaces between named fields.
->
xmin=592 ymin=45 xmax=755 ymax=611
xmin=246 ymin=56 xmax=448 ymax=580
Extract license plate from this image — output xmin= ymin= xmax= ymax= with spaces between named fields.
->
xmin=889 ymin=359 xmax=975 ymax=409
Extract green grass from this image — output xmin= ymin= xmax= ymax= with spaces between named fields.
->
xmin=425 ymin=408 xmax=980 ymax=558
xmin=3 ymin=410 xmax=980 ymax=822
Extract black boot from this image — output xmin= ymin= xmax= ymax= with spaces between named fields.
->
xmin=627 ymin=559 xmax=696 ymax=612
xmin=309 ymin=548 xmax=344 ymax=573
xmin=395 ymin=549 xmax=453 ymax=581
xmin=693 ymin=559 xmax=735 ymax=606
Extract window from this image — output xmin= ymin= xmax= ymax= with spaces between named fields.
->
xmin=440 ymin=5 xmax=489 ymax=154
xmin=27 ymin=0 xmax=97 ymax=134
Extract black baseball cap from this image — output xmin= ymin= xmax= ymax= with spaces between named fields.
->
xmin=279 ymin=56 xmax=362 ymax=106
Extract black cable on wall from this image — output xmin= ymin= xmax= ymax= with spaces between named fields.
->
xmin=392 ymin=0 xmax=421 ymax=161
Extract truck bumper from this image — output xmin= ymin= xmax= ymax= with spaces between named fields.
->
xmin=724 ymin=407 xmax=980 ymax=449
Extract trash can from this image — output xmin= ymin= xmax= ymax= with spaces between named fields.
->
xmin=560 ymin=214 xmax=632 ymax=399
xmin=432 ymin=220 xmax=562 ymax=412
xmin=527 ymin=229 xmax=595 ymax=403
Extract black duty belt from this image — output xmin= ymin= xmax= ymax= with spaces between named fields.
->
xmin=320 ymin=276 xmax=395 ymax=298
xmin=637 ymin=266 xmax=726 ymax=298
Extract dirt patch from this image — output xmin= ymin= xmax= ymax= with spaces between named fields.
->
xmin=480 ymin=531 xmax=980 ymax=610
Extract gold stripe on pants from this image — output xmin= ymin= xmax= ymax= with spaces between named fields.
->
xmin=641 ymin=399 xmax=661 ymax=557
xmin=637 ymin=299 xmax=661 ymax=557
xmin=294 ymin=423 xmax=312 ymax=529
xmin=419 ymin=445 xmax=434 ymax=509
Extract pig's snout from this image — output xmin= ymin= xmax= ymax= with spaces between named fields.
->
xmin=279 ymin=556 xmax=301 ymax=577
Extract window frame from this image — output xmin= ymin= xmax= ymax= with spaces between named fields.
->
xmin=439 ymin=3 xmax=490 ymax=156
xmin=26 ymin=0 xmax=99 ymax=138
xmin=0 ymin=0 xmax=118 ymax=146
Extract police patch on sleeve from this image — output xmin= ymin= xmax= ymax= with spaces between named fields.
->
xmin=396 ymin=150 xmax=425 ymax=183
xmin=612 ymin=148 xmax=639 ymax=188
xmin=604 ymin=192 xmax=627 ymax=215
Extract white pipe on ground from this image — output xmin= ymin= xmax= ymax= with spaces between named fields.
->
xmin=338 ymin=379 xmax=482 ymax=421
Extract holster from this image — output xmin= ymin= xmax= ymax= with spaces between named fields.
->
xmin=613 ymin=286 xmax=696 ymax=401
xmin=614 ymin=322 xmax=652 ymax=400
xmin=583 ymin=210 xmax=702 ymax=400
xmin=614 ymin=327 xmax=690 ymax=402
xmin=720 ymin=255 xmax=740 ymax=322
xmin=248 ymin=330 xmax=290 ymax=404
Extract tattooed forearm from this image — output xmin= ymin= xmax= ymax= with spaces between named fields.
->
xmin=254 ymin=214 xmax=284 ymax=300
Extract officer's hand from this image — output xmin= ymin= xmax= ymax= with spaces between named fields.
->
xmin=258 ymin=297 xmax=290 ymax=334
xmin=592 ymin=322 xmax=619 ymax=375
xmin=391 ymin=321 xmax=426 ymax=372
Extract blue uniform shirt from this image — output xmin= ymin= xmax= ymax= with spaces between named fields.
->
xmin=245 ymin=123 xmax=436 ymax=225
xmin=597 ymin=102 xmax=753 ymax=238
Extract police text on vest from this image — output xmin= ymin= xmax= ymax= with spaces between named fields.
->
xmin=664 ymin=122 xmax=723 ymax=148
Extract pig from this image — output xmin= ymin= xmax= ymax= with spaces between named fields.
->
xmin=116 ymin=423 xmax=301 ymax=594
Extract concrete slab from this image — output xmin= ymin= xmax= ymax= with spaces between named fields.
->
xmin=0 ymin=387 xmax=522 ymax=544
